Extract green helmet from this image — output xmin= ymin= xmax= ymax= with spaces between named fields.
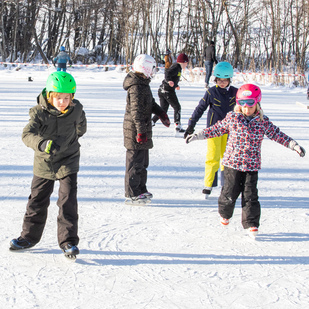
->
xmin=213 ymin=62 xmax=234 ymax=78
xmin=46 ymin=72 xmax=76 ymax=93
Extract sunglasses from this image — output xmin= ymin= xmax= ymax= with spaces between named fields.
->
xmin=237 ymin=99 xmax=257 ymax=107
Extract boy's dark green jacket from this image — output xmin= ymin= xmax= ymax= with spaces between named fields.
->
xmin=22 ymin=89 xmax=87 ymax=180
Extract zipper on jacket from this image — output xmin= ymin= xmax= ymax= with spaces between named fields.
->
xmin=209 ymin=113 xmax=214 ymax=125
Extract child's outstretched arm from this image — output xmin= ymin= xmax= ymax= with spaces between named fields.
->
xmin=185 ymin=131 xmax=205 ymax=144
xmin=185 ymin=92 xmax=211 ymax=138
xmin=289 ymin=140 xmax=306 ymax=157
xmin=186 ymin=113 xmax=230 ymax=144
xmin=185 ymin=123 xmax=228 ymax=144
xmin=263 ymin=118 xmax=306 ymax=157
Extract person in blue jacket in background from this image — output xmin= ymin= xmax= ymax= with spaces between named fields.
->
xmin=184 ymin=62 xmax=238 ymax=199
xmin=53 ymin=46 xmax=72 ymax=72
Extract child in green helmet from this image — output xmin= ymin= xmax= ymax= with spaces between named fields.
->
xmin=184 ymin=62 xmax=238 ymax=199
xmin=10 ymin=71 xmax=87 ymax=259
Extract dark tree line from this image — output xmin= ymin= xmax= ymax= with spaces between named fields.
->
xmin=1 ymin=0 xmax=309 ymax=74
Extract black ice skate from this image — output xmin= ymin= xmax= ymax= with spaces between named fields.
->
xmin=62 ymin=244 xmax=79 ymax=259
xmin=10 ymin=237 xmax=36 ymax=251
xmin=202 ymin=187 xmax=212 ymax=199
xmin=175 ymin=123 xmax=185 ymax=133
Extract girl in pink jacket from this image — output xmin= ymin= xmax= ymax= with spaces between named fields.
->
xmin=186 ymin=84 xmax=306 ymax=238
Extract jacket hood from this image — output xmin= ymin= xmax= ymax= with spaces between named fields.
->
xmin=37 ymin=88 xmax=49 ymax=110
xmin=123 ymin=71 xmax=150 ymax=91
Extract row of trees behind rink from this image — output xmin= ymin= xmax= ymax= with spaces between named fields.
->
xmin=0 ymin=0 xmax=309 ymax=83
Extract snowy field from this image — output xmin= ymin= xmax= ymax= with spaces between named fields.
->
xmin=0 ymin=65 xmax=308 ymax=309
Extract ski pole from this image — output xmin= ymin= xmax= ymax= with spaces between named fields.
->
xmin=181 ymin=74 xmax=192 ymax=86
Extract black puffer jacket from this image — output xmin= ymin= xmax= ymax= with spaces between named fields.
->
xmin=123 ymin=72 xmax=164 ymax=150
xmin=161 ymin=62 xmax=182 ymax=91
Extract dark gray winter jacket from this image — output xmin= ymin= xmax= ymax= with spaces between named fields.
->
xmin=22 ymin=89 xmax=87 ymax=180
xmin=123 ymin=72 xmax=164 ymax=150
xmin=204 ymin=45 xmax=218 ymax=64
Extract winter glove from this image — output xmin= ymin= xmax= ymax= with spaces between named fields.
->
xmin=185 ymin=131 xmax=205 ymax=144
xmin=136 ymin=133 xmax=147 ymax=144
xmin=159 ymin=112 xmax=170 ymax=127
xmin=184 ymin=125 xmax=195 ymax=139
xmin=39 ymin=140 xmax=60 ymax=154
xmin=289 ymin=140 xmax=306 ymax=157
xmin=294 ymin=145 xmax=306 ymax=157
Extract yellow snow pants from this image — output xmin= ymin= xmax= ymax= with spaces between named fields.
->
xmin=204 ymin=134 xmax=228 ymax=188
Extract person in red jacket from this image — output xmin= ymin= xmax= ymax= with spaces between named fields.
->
xmin=186 ymin=84 xmax=306 ymax=238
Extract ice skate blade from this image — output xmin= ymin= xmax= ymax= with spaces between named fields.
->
xmin=247 ymin=231 xmax=258 ymax=239
xmin=9 ymin=247 xmax=33 ymax=253
xmin=124 ymin=199 xmax=151 ymax=206
xmin=220 ymin=221 xmax=230 ymax=226
xmin=64 ymin=254 xmax=77 ymax=260
xmin=174 ymin=134 xmax=184 ymax=138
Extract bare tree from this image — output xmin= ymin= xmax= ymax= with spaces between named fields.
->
xmin=1 ymin=0 xmax=309 ymax=74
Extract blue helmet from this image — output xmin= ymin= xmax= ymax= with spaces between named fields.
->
xmin=213 ymin=62 xmax=234 ymax=78
xmin=60 ymin=46 xmax=65 ymax=51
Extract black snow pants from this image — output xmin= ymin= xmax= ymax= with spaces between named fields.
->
xmin=218 ymin=166 xmax=261 ymax=229
xmin=21 ymin=173 xmax=79 ymax=249
xmin=125 ymin=149 xmax=149 ymax=197
xmin=152 ymin=85 xmax=181 ymax=124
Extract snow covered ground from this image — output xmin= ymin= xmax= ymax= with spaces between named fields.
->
xmin=0 ymin=65 xmax=308 ymax=309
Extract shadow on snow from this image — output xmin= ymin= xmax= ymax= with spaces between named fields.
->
xmin=18 ymin=238 xmax=309 ymax=266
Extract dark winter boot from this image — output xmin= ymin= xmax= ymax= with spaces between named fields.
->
xmin=10 ymin=237 xmax=36 ymax=250
xmin=202 ymin=187 xmax=212 ymax=199
xmin=175 ymin=123 xmax=185 ymax=133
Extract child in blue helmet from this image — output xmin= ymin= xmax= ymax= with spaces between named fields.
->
xmin=184 ymin=62 xmax=238 ymax=198
xmin=53 ymin=46 xmax=72 ymax=72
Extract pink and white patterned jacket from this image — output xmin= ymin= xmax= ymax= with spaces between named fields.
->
xmin=201 ymin=111 xmax=293 ymax=172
